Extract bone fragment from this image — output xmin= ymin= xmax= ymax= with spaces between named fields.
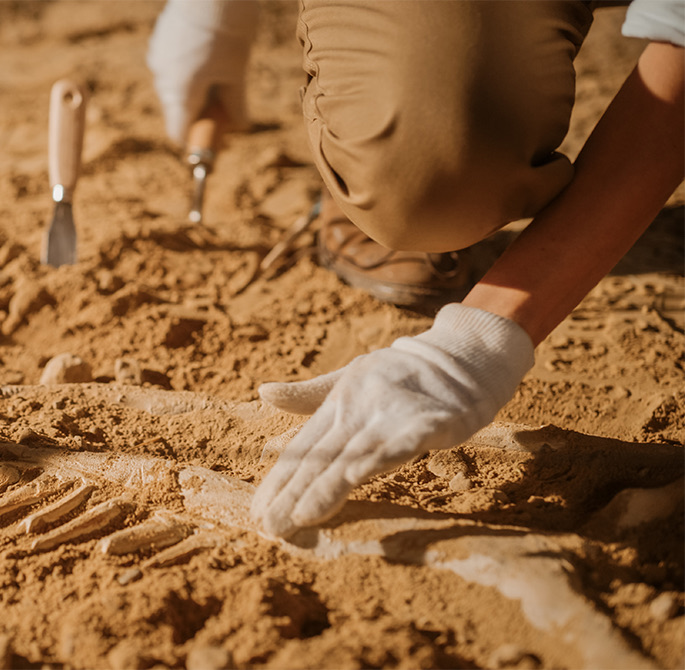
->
xmin=0 ymin=478 xmax=71 ymax=518
xmin=468 ymin=422 xmax=568 ymax=453
xmin=21 ymin=482 xmax=94 ymax=533
xmin=31 ymin=498 xmax=130 ymax=552
xmin=142 ymin=532 xmax=220 ymax=568
xmin=98 ymin=513 xmax=191 ymax=555
xmin=179 ymin=465 xmax=255 ymax=529
xmin=586 ymin=477 xmax=684 ymax=534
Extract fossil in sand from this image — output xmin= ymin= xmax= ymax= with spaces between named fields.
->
xmin=0 ymin=385 xmax=681 ymax=670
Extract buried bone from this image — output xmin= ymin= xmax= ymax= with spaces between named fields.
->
xmin=21 ymin=481 xmax=94 ymax=533
xmin=31 ymin=497 xmax=131 ymax=552
xmin=0 ymin=476 xmax=72 ymax=518
xmin=98 ymin=513 xmax=191 ymax=555
xmin=0 ymin=416 xmax=680 ymax=670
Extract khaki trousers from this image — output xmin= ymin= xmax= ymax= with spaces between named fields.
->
xmin=297 ymin=0 xmax=595 ymax=252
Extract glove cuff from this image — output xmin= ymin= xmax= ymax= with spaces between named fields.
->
xmin=430 ymin=303 xmax=534 ymax=361
xmin=401 ymin=303 xmax=535 ymax=414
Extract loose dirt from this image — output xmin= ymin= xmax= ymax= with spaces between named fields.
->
xmin=0 ymin=3 xmax=683 ymax=669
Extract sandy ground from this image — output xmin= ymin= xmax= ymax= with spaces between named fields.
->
xmin=0 ymin=2 xmax=683 ymax=669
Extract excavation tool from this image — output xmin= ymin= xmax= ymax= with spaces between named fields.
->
xmin=41 ymin=79 xmax=86 ymax=267
xmin=257 ymin=198 xmax=321 ymax=277
xmin=235 ymin=197 xmax=322 ymax=294
xmin=186 ymin=94 xmax=228 ymax=224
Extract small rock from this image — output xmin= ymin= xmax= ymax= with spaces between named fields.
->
xmin=107 ymin=641 xmax=146 ymax=670
xmin=186 ymin=644 xmax=233 ymax=670
xmin=448 ymin=472 xmax=472 ymax=491
xmin=649 ymin=592 xmax=679 ymax=622
xmin=488 ymin=644 xmax=541 ymax=669
xmin=39 ymin=353 xmax=93 ymax=384
xmin=117 ymin=567 xmax=143 ymax=586
xmin=96 ymin=269 xmax=124 ymax=294
xmin=427 ymin=450 xmax=467 ymax=479
xmin=114 ymin=357 xmax=142 ymax=385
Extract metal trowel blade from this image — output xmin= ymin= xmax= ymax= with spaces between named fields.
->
xmin=41 ymin=201 xmax=77 ymax=267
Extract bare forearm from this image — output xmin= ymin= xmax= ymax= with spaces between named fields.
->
xmin=463 ymin=42 xmax=684 ymax=345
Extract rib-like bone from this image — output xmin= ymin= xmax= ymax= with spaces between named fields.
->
xmin=0 ymin=478 xmax=71 ymax=518
xmin=98 ymin=513 xmax=191 ymax=555
xmin=0 ymin=465 xmax=20 ymax=494
xmin=0 ymin=414 xmax=680 ymax=670
xmin=142 ymin=532 xmax=220 ymax=568
xmin=31 ymin=498 xmax=130 ymax=552
xmin=21 ymin=482 xmax=95 ymax=533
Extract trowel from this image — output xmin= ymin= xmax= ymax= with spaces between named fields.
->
xmin=186 ymin=92 xmax=228 ymax=225
xmin=41 ymin=79 xmax=86 ymax=267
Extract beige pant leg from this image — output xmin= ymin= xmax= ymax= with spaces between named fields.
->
xmin=298 ymin=0 xmax=594 ymax=252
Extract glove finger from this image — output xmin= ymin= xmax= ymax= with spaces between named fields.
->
xmin=291 ymin=459 xmax=354 ymax=528
xmin=289 ymin=433 xmax=380 ymax=527
xmin=259 ymin=367 xmax=345 ymax=415
xmin=258 ymin=414 xmax=358 ymax=537
xmin=250 ymin=400 xmax=338 ymax=522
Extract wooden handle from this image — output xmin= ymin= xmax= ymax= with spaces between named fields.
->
xmin=48 ymin=79 xmax=86 ymax=195
xmin=186 ymin=96 xmax=228 ymax=156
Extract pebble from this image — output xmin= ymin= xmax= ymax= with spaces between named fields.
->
xmin=39 ymin=353 xmax=93 ymax=384
xmin=649 ymin=593 xmax=679 ymax=622
xmin=427 ymin=450 xmax=467 ymax=479
xmin=114 ymin=357 xmax=142 ymax=385
xmin=186 ymin=644 xmax=233 ymax=670
xmin=487 ymin=643 xmax=541 ymax=669
xmin=117 ymin=567 xmax=143 ymax=586
xmin=448 ymin=472 xmax=473 ymax=491
xmin=107 ymin=641 xmax=145 ymax=670
xmin=96 ymin=269 xmax=124 ymax=294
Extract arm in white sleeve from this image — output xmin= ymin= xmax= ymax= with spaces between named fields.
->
xmin=147 ymin=0 xmax=260 ymax=144
xmin=622 ymin=0 xmax=685 ymax=47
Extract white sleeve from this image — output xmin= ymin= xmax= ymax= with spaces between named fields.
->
xmin=622 ymin=0 xmax=685 ymax=47
xmin=147 ymin=0 xmax=260 ymax=143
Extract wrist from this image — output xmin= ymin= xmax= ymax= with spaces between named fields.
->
xmin=461 ymin=283 xmax=546 ymax=345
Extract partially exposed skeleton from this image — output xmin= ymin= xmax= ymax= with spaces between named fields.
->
xmin=0 ymin=385 xmax=682 ymax=669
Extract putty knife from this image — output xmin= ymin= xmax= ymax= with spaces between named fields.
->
xmin=186 ymin=94 xmax=227 ymax=225
xmin=41 ymin=79 xmax=86 ymax=267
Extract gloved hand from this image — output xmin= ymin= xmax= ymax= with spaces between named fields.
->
xmin=147 ymin=0 xmax=259 ymax=144
xmin=251 ymin=303 xmax=535 ymax=538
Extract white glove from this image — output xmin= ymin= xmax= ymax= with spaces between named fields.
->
xmin=251 ymin=303 xmax=535 ymax=538
xmin=147 ymin=0 xmax=259 ymax=144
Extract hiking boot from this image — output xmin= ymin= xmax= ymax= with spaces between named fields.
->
xmin=317 ymin=195 xmax=473 ymax=308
